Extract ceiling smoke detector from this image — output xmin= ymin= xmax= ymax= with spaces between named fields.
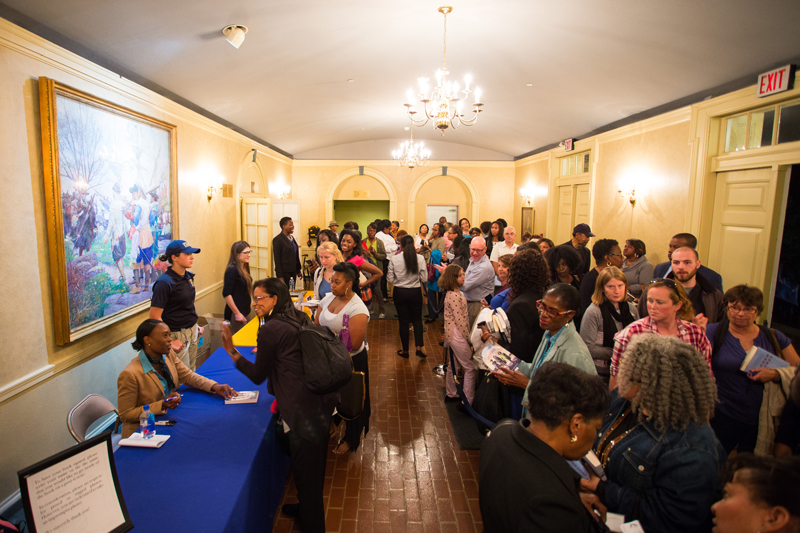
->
xmin=222 ymin=25 xmax=248 ymax=49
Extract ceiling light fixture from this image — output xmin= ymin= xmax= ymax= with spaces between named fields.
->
xmin=404 ymin=6 xmax=483 ymax=134
xmin=392 ymin=129 xmax=431 ymax=169
xmin=222 ymin=25 xmax=248 ymax=49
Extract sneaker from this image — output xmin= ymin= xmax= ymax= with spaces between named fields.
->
xmin=378 ymin=312 xmax=385 ymax=319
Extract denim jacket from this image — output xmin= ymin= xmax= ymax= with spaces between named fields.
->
xmin=595 ymin=393 xmax=725 ymax=533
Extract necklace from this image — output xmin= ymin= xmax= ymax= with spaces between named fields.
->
xmin=597 ymin=407 xmax=637 ymax=469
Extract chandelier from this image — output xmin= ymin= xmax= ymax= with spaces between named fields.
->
xmin=404 ymin=6 xmax=483 ymax=134
xmin=392 ymin=129 xmax=431 ymax=169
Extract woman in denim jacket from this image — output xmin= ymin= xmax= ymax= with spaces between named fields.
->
xmin=581 ymin=333 xmax=726 ymax=532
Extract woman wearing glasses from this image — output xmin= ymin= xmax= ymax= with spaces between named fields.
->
xmin=222 ymin=241 xmax=253 ymax=334
xmin=490 ymin=283 xmax=596 ymax=419
xmin=609 ymin=278 xmax=712 ymax=391
xmin=705 ymin=285 xmax=799 ymax=454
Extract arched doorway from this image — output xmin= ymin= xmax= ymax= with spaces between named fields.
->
xmin=325 ymin=168 xmax=398 ymax=229
xmin=407 ymin=169 xmax=479 ymax=232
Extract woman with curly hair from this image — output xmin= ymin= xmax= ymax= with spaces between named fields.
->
xmin=581 ymin=333 xmax=725 ymax=533
xmin=545 ymin=244 xmax=582 ymax=289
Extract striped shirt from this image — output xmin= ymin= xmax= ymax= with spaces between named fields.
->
xmin=610 ymin=316 xmax=712 ymax=376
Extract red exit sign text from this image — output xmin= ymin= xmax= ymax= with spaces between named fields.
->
xmin=757 ymin=65 xmax=794 ymax=98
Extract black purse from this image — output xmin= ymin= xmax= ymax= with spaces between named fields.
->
xmin=470 ymin=369 xmax=511 ymax=434
xmin=336 ymin=371 xmax=365 ymax=420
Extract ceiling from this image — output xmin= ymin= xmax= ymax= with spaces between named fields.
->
xmin=3 ymin=0 xmax=800 ymax=160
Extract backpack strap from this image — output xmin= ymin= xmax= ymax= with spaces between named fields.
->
xmin=758 ymin=325 xmax=784 ymax=360
xmin=712 ymin=316 xmax=730 ymax=357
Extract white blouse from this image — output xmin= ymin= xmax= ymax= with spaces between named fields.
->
xmin=318 ymin=293 xmax=370 ymax=354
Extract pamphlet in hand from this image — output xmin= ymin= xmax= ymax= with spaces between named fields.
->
xmin=481 ymin=344 xmax=521 ymax=372
xmin=225 ymin=391 xmax=259 ymax=404
xmin=740 ymin=346 xmax=789 ymax=374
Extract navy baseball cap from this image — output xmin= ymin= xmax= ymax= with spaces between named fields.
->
xmin=165 ymin=240 xmax=201 ymax=257
xmin=573 ymin=223 xmax=595 ymax=237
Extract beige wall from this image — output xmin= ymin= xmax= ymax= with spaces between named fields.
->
xmin=333 ymin=174 xmax=391 ymax=200
xmin=413 ymin=175 xmax=471 ymax=229
xmin=0 ymin=20 xmax=289 ymax=503
xmin=513 ymin=158 xmax=550 ymax=238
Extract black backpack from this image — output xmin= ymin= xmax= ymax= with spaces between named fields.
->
xmin=275 ymin=315 xmax=352 ymax=394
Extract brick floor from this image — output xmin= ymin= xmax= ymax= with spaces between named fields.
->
xmin=273 ymin=318 xmax=483 ymax=533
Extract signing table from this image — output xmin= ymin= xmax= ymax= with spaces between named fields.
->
xmin=113 ymin=345 xmax=290 ymax=532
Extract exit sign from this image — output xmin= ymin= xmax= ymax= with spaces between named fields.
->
xmin=757 ymin=65 xmax=795 ymax=98
xmin=564 ymin=138 xmax=574 ymax=151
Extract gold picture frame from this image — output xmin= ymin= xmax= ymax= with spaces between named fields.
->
xmin=39 ymin=77 xmax=178 ymax=345
xmin=521 ymin=206 xmax=535 ymax=236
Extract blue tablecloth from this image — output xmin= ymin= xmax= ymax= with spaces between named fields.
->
xmin=114 ymin=347 xmax=291 ymax=532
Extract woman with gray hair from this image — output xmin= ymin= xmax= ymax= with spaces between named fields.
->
xmin=581 ymin=333 xmax=726 ymax=533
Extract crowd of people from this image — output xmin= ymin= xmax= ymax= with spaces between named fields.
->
xmin=114 ymin=215 xmax=800 ymax=533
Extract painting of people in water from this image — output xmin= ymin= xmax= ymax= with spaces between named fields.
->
xmin=40 ymin=78 xmax=177 ymax=344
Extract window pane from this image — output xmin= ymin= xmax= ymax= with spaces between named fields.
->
xmin=259 ymin=247 xmax=269 ymax=267
xmin=583 ymin=153 xmax=590 ymax=173
xmin=778 ymin=103 xmax=800 ymax=145
xmin=748 ymin=109 xmax=774 ymax=149
xmin=561 ymin=158 xmax=568 ymax=176
xmin=247 ymin=225 xmax=256 ymax=245
xmin=258 ymin=226 xmax=270 ymax=245
xmin=569 ymin=155 xmax=576 ymax=175
xmin=725 ymin=115 xmax=747 ymax=152
xmin=246 ymin=203 xmax=256 ymax=224
xmin=258 ymin=204 xmax=269 ymax=224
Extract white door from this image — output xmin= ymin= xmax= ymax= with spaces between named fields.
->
xmin=574 ymin=183 xmax=591 ymax=226
xmin=708 ymin=168 xmax=778 ymax=290
xmin=556 ymin=185 xmax=574 ymax=244
xmin=241 ymin=198 xmax=271 ymax=282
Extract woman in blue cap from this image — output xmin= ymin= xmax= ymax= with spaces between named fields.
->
xmin=150 ymin=239 xmax=202 ymax=370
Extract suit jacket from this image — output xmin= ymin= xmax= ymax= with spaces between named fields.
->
xmin=480 ymin=419 xmax=596 ymax=533
xmin=653 ymin=262 xmax=723 ymax=293
xmin=117 ymin=350 xmax=216 ymax=438
xmin=272 ymin=232 xmax=301 ymax=278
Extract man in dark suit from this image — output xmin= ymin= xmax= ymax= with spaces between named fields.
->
xmin=652 ymin=232 xmax=723 ymax=292
xmin=560 ymin=223 xmax=594 ymax=276
xmin=272 ymin=217 xmax=302 ymax=286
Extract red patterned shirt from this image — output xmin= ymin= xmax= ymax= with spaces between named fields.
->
xmin=610 ymin=316 xmax=713 ymax=376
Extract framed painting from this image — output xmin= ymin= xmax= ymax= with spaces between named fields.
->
xmin=521 ymin=206 xmax=535 ymax=236
xmin=39 ymin=77 xmax=178 ymax=345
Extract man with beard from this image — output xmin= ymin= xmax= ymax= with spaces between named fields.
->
xmin=652 ymin=232 xmax=723 ymax=292
xmin=638 ymin=246 xmax=724 ymax=326
xmin=560 ymin=223 xmax=593 ymax=276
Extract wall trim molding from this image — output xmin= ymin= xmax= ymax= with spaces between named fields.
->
xmin=292 ymin=159 xmax=514 ymax=168
xmin=0 ymin=18 xmax=291 ymax=165
xmin=0 ymin=281 xmax=224 ymax=405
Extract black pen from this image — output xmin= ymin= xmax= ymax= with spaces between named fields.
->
xmin=154 ymin=420 xmax=177 ymax=426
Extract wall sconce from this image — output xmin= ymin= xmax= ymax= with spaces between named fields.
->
xmin=278 ymin=184 xmax=291 ymax=199
xmin=207 ymin=175 xmax=223 ymax=201
xmin=520 ymin=187 xmax=534 ymax=207
xmin=618 ymin=186 xmax=637 ymax=205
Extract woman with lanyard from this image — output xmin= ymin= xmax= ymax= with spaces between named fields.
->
xmin=222 ymin=240 xmax=253 ymax=335
xmin=489 ymin=283 xmax=596 ymax=418
xmin=338 ymin=229 xmax=383 ymax=299
xmin=579 ymin=266 xmax=639 ymax=384
xmin=150 ymin=239 xmax=202 ymax=371
xmin=314 ymin=262 xmax=371 ymax=454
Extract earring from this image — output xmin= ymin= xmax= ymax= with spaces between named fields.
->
xmin=147 ymin=343 xmax=151 ymax=347
xmin=607 ymin=261 xmax=612 ymax=267
xmin=570 ymin=434 xmax=578 ymax=442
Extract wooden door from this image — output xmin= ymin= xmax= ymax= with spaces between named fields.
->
xmin=556 ymin=185 xmax=575 ymax=243
xmin=708 ymin=168 xmax=778 ymax=290
xmin=574 ymin=183 xmax=591 ymax=226
xmin=241 ymin=198 xmax=271 ymax=282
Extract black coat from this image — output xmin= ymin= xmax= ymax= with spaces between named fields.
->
xmin=272 ymin=232 xmax=301 ymax=278
xmin=498 ymin=290 xmax=544 ymax=364
xmin=480 ymin=419 xmax=596 ymax=533
xmin=562 ymin=239 xmax=591 ymax=277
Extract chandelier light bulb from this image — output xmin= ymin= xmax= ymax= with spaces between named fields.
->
xmin=474 ymin=87 xmax=482 ymax=104
xmin=464 ymin=74 xmax=472 ymax=91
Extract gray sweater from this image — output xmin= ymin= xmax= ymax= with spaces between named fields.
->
xmin=579 ymin=302 xmax=639 ymax=374
xmin=621 ymin=256 xmax=654 ymax=296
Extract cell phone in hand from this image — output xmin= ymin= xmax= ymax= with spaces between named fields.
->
xmin=582 ymin=450 xmax=607 ymax=481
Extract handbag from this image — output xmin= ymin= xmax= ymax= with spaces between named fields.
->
xmin=336 ymin=371 xmax=365 ymax=420
xmin=470 ymin=369 xmax=511 ymax=434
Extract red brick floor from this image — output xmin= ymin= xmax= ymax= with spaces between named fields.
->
xmin=273 ymin=318 xmax=483 ymax=533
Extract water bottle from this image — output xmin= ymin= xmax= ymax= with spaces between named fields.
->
xmin=139 ymin=405 xmax=155 ymax=439
xmin=289 ymin=277 xmax=295 ymax=292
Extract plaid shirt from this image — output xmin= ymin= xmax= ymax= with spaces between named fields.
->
xmin=610 ymin=316 xmax=713 ymax=376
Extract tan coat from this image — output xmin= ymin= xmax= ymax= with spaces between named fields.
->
xmin=755 ymin=365 xmax=796 ymax=456
xmin=117 ymin=350 xmax=216 ymax=438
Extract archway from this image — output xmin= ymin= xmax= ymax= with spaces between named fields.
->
xmin=407 ymin=168 xmax=480 ymax=232
xmin=324 ymin=168 xmax=398 ymax=224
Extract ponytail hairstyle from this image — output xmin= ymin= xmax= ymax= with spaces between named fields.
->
xmin=400 ymin=235 xmax=419 ymax=274
xmin=647 ymin=279 xmax=695 ymax=320
xmin=132 ymin=319 xmax=165 ymax=351
xmin=333 ymin=262 xmax=361 ymax=297
xmin=253 ymin=278 xmax=308 ymax=324
xmin=226 ymin=241 xmax=253 ymax=296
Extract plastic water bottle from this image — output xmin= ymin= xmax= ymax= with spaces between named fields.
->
xmin=139 ymin=405 xmax=155 ymax=439
xmin=289 ymin=277 xmax=295 ymax=292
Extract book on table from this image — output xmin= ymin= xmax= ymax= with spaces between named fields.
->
xmin=225 ymin=390 xmax=259 ymax=404
xmin=740 ymin=346 xmax=789 ymax=374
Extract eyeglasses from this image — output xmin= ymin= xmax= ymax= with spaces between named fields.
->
xmin=728 ymin=304 xmax=758 ymax=315
xmin=607 ymin=253 xmax=623 ymax=257
xmin=648 ymin=278 xmax=678 ymax=290
xmin=469 ymin=248 xmax=486 ymax=253
xmin=252 ymin=295 xmax=271 ymax=303
xmin=536 ymin=300 xmax=573 ymax=318
xmin=240 ymin=251 xmax=252 ymax=255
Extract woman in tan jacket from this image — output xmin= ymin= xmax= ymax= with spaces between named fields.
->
xmin=117 ymin=318 xmax=235 ymax=437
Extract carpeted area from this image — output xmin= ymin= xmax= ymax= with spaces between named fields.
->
xmin=440 ymin=387 xmax=486 ymax=451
